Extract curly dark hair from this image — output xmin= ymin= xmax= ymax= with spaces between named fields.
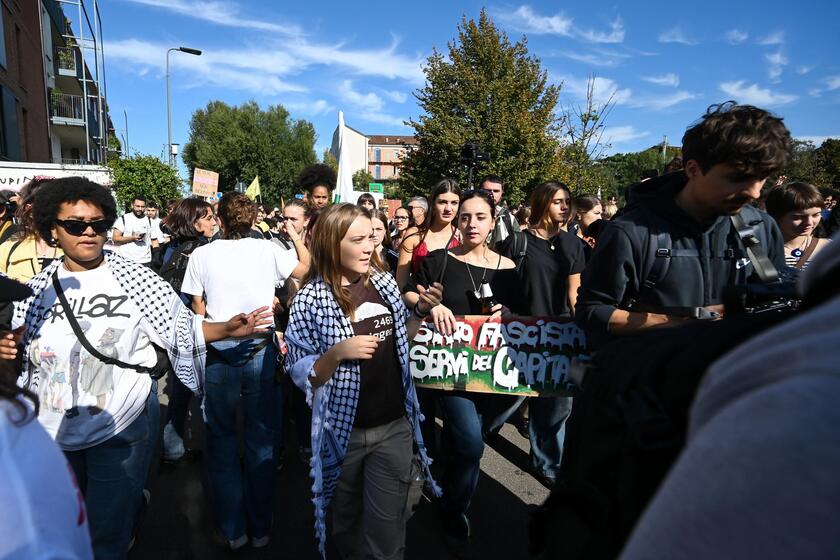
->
xmin=764 ymin=182 xmax=825 ymax=222
xmin=682 ymin=101 xmax=793 ymax=178
xmin=218 ymin=192 xmax=256 ymax=239
xmin=32 ymin=177 xmax=117 ymax=245
xmin=296 ymin=163 xmax=336 ymax=194
xmin=165 ymin=197 xmax=212 ymax=240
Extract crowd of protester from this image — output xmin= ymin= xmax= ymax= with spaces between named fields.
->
xmin=1 ymin=100 xmax=839 ymax=560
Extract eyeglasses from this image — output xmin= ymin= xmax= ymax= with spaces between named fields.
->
xmin=393 ymin=216 xmax=409 ymax=221
xmin=55 ymin=219 xmax=110 ymax=236
xmin=408 ymin=205 xmax=423 ymax=211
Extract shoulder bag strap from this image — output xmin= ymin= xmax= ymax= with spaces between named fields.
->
xmin=51 ymin=270 xmax=157 ymax=374
xmin=795 ymin=237 xmax=820 ymax=270
xmin=5 ymin=238 xmax=24 ymax=271
xmin=730 ymin=213 xmax=780 ymax=283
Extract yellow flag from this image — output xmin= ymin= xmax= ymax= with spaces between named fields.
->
xmin=245 ymin=176 xmax=261 ymax=201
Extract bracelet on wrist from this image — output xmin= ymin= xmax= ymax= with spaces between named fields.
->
xmin=412 ymin=303 xmax=428 ymax=319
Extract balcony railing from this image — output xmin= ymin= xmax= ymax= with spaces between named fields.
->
xmin=56 ymin=46 xmax=78 ymax=77
xmin=61 ymin=158 xmax=84 ymax=165
xmin=50 ymin=92 xmax=84 ymax=122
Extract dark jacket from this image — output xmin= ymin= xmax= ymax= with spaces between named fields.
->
xmin=576 ymin=172 xmax=785 ymax=337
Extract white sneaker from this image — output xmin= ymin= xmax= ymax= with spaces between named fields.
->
xmin=162 ymin=422 xmax=185 ymax=462
xmin=228 ymin=535 xmax=248 ymax=551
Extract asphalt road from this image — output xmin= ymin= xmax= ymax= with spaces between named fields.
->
xmin=129 ymin=380 xmax=549 ymax=559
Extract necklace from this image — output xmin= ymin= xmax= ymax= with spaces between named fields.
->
xmin=785 ymin=235 xmax=810 ymax=258
xmin=529 ymin=228 xmax=554 ymax=251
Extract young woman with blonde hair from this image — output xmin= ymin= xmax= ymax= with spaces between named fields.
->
xmin=285 ymin=203 xmax=442 ymax=559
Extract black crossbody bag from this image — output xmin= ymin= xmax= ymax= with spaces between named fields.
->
xmin=52 ymin=271 xmax=171 ymax=379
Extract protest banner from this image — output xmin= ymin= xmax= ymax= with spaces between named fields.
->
xmin=410 ymin=315 xmax=587 ymax=397
xmin=192 ymin=168 xmax=219 ymax=197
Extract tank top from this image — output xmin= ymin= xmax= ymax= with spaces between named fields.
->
xmin=410 ymin=229 xmax=460 ymax=274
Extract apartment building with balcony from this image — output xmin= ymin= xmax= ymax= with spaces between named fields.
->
xmin=41 ymin=0 xmax=109 ymax=165
xmin=0 ymin=0 xmax=109 ymax=165
xmin=367 ymin=135 xmax=417 ymax=181
xmin=0 ymin=0 xmax=51 ymax=161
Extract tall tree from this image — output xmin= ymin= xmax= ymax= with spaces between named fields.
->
xmin=108 ymin=154 xmax=182 ymax=211
xmin=400 ymin=10 xmax=564 ymax=205
xmin=182 ymin=101 xmax=317 ymax=206
xmin=560 ymin=75 xmax=617 ymax=194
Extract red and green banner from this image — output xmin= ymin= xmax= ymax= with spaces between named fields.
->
xmin=409 ymin=316 xmax=587 ymax=397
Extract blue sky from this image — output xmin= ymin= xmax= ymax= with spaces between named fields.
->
xmin=99 ymin=0 xmax=840 ymax=179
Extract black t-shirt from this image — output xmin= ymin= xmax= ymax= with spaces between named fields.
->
xmin=412 ymin=249 xmax=523 ymax=315
xmin=347 ymin=277 xmax=405 ymax=428
xmin=508 ymin=230 xmax=585 ymax=317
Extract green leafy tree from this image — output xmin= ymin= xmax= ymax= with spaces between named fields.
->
xmin=816 ymin=138 xmax=840 ymax=188
xmin=353 ymin=169 xmax=375 ymax=191
xmin=108 ymin=154 xmax=182 ymax=211
xmin=600 ymin=146 xmax=681 ymax=196
xmin=322 ymin=149 xmax=338 ymax=172
xmin=400 ymin=10 xmax=564 ymax=205
xmin=182 ymin=101 xmax=317 ymax=206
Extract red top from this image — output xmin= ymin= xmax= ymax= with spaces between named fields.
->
xmin=410 ymin=229 xmax=460 ymax=274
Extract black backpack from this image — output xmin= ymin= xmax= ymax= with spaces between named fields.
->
xmin=159 ymin=239 xmax=203 ymax=293
xmin=527 ymin=309 xmax=795 ymax=559
xmin=495 ymin=229 xmax=529 ymax=273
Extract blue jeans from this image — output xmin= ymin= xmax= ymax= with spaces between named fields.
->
xmin=204 ymin=338 xmax=279 ymax=541
xmin=65 ymin=385 xmax=159 ymax=559
xmin=529 ymin=396 xmax=573 ymax=479
xmin=439 ymin=393 xmax=517 ymax=525
xmin=166 ymin=373 xmax=193 ymax=440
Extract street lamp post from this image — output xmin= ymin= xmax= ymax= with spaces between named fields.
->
xmin=166 ymin=46 xmax=202 ymax=167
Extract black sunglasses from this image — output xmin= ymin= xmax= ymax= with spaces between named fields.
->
xmin=55 ymin=219 xmax=110 ymax=236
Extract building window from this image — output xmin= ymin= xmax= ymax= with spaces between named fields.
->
xmin=374 ymin=165 xmax=381 ymax=180
xmin=374 ymin=148 xmax=381 ymax=162
xmin=0 ymin=7 xmax=6 ymax=69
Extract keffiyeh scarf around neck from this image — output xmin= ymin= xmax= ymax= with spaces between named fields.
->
xmin=284 ymin=270 xmax=440 ymax=557
xmin=14 ymin=250 xmax=205 ymax=396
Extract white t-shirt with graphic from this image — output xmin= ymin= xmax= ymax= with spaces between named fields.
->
xmin=181 ymin=237 xmax=298 ymax=323
xmin=13 ymin=264 xmax=155 ymax=450
xmin=114 ymin=212 xmax=155 ymax=264
xmin=0 ymin=399 xmax=93 ymax=559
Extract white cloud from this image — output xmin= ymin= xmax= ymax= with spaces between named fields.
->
xmin=757 ymin=31 xmax=785 ymax=45
xmin=561 ymin=75 xmax=632 ymax=105
xmin=718 ymin=81 xmax=797 ymax=106
xmin=384 ymin=90 xmax=408 ymax=104
xmin=797 ymin=65 xmax=815 ymax=75
xmin=577 ymin=17 xmax=625 ymax=44
xmin=286 ymin=38 xmax=425 ymax=84
xmin=806 ymin=75 xmax=840 ymax=98
xmin=631 ymin=91 xmax=698 ymax=110
xmin=496 ymin=7 xmax=624 ymax=43
xmin=602 ymin=125 xmax=649 ymax=144
xmin=106 ymin=38 xmax=308 ymax=95
xmin=284 ymin=99 xmax=333 ymax=116
xmin=642 ymin=73 xmax=679 ymax=87
xmin=559 ymin=51 xmax=621 ymax=67
xmin=124 ymin=0 xmax=302 ymax=35
xmin=725 ymin=29 xmax=749 ymax=44
xmin=658 ymin=27 xmax=697 ymax=45
xmin=795 ymin=136 xmax=839 ymax=147
xmin=497 ymin=6 xmax=574 ymax=36
xmin=765 ymin=51 xmax=788 ymax=82
xmin=338 ymin=80 xmax=385 ymax=113
xmin=337 ymin=81 xmax=408 ymax=128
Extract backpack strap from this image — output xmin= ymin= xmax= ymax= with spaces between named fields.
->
xmin=511 ymin=230 xmax=528 ymax=273
xmin=730 ymin=213 xmax=779 ymax=283
xmin=642 ymin=231 xmax=673 ymax=291
xmin=51 ymin=270 xmax=166 ymax=376
xmin=5 ymin=238 xmax=24 ymax=272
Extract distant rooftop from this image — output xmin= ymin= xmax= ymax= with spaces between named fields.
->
xmin=367 ymin=135 xmax=418 ymax=146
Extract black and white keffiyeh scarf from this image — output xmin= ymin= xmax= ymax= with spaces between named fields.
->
xmin=284 ymin=270 xmax=440 ymax=557
xmin=14 ymin=250 xmax=206 ymax=396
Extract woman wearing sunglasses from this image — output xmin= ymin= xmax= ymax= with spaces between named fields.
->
xmin=405 ymin=189 xmax=524 ymax=557
xmin=0 ymin=177 xmax=272 ymax=558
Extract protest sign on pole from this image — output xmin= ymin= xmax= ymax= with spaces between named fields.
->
xmin=192 ymin=168 xmax=219 ymax=197
xmin=410 ymin=316 xmax=586 ymax=397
